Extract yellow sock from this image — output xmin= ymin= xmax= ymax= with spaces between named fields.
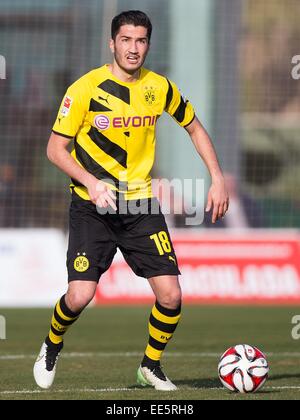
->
xmin=47 ymin=295 xmax=81 ymax=345
xmin=143 ymin=301 xmax=181 ymax=366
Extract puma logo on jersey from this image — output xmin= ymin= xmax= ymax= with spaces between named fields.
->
xmin=98 ymin=95 xmax=110 ymax=105
xmin=169 ymin=256 xmax=177 ymax=265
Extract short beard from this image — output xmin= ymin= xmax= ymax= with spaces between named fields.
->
xmin=114 ymin=52 xmax=146 ymax=75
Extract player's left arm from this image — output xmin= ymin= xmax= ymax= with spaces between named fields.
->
xmin=185 ymin=116 xmax=229 ymax=224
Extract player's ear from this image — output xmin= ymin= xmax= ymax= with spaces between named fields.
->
xmin=109 ymin=39 xmax=115 ymax=54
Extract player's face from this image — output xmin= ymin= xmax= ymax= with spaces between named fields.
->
xmin=110 ymin=25 xmax=150 ymax=75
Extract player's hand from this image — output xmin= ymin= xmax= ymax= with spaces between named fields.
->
xmin=206 ymin=177 xmax=229 ymax=224
xmin=87 ymin=178 xmax=117 ymax=211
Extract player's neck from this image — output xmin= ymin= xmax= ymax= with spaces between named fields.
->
xmin=108 ymin=63 xmax=141 ymax=83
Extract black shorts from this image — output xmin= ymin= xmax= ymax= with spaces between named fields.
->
xmin=67 ymin=195 xmax=181 ymax=282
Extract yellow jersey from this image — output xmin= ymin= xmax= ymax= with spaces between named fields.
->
xmin=52 ymin=64 xmax=195 ymax=200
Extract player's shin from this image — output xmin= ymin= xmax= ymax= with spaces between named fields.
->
xmin=142 ymin=300 xmax=182 ymax=368
xmin=46 ymin=294 xmax=82 ymax=346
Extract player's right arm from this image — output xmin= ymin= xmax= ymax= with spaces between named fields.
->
xmin=49 ymin=78 xmax=116 ymax=210
xmin=47 ymin=133 xmax=116 ymax=209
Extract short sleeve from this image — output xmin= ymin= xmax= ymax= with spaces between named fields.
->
xmin=52 ymin=78 xmax=89 ymax=139
xmin=164 ymin=79 xmax=195 ymax=128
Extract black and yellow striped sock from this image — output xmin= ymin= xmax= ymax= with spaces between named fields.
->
xmin=46 ymin=295 xmax=81 ymax=346
xmin=142 ymin=301 xmax=182 ymax=369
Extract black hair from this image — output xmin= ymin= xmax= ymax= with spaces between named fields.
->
xmin=111 ymin=10 xmax=152 ymax=41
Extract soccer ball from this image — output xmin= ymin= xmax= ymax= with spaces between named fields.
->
xmin=218 ymin=344 xmax=269 ymax=393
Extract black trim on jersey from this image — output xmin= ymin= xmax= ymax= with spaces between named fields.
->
xmin=89 ymin=98 xmax=112 ymax=113
xmin=52 ymin=130 xmax=74 ymax=140
xmin=88 ymin=127 xmax=127 ymax=168
xmin=71 ymin=178 xmax=84 ymax=187
xmin=165 ymin=79 xmax=173 ymax=110
xmin=173 ymin=97 xmax=188 ymax=124
xmin=184 ymin=113 xmax=196 ymax=128
xmin=75 ymin=141 xmax=127 ymax=191
xmin=98 ymin=79 xmax=130 ymax=105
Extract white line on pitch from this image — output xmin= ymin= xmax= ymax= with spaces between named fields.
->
xmin=0 ymin=388 xmax=139 ymax=395
xmin=1 ymin=351 xmax=300 ymax=361
xmin=0 ymin=352 xmax=217 ymax=360
xmin=1 ymin=386 xmax=300 ymax=396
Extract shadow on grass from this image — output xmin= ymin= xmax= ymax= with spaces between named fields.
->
xmin=131 ymin=378 xmax=280 ymax=395
xmin=175 ymin=378 xmax=220 ymax=389
xmin=127 ymin=377 xmax=221 ymax=390
xmin=175 ymin=378 xmax=280 ymax=396
xmin=269 ymin=372 xmax=300 ymax=382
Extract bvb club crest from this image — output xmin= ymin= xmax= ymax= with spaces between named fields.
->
xmin=144 ymin=86 xmax=156 ymax=105
xmin=74 ymin=253 xmax=90 ymax=273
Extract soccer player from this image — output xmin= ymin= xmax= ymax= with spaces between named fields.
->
xmin=33 ymin=10 xmax=229 ymax=391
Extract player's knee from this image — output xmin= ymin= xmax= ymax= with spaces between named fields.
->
xmin=159 ymin=289 xmax=182 ymax=310
xmin=66 ymin=289 xmax=95 ymax=312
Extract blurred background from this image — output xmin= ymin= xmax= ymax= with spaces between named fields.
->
xmin=1 ymin=0 xmax=300 ymax=306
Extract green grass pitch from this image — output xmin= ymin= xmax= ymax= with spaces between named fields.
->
xmin=0 ymin=305 xmax=300 ymax=400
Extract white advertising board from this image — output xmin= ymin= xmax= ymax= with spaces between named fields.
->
xmin=0 ymin=230 xmax=67 ymax=307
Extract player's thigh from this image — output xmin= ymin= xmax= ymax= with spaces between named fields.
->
xmin=67 ymin=197 xmax=117 ymax=282
xmin=119 ymin=200 xmax=181 ymax=279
